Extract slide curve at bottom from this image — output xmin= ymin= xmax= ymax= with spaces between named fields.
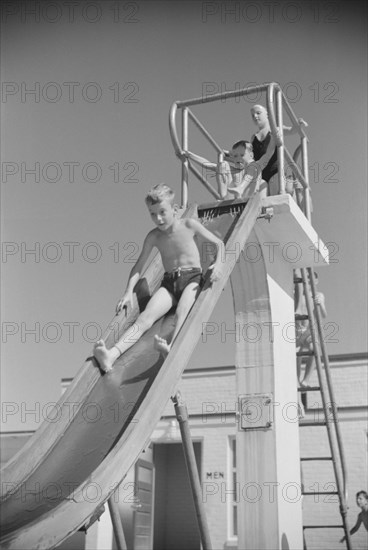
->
xmin=0 ymin=195 xmax=262 ymax=549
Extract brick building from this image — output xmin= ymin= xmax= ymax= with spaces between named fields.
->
xmin=1 ymin=352 xmax=366 ymax=550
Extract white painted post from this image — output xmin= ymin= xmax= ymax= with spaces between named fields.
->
xmin=231 ymin=196 xmax=328 ymax=550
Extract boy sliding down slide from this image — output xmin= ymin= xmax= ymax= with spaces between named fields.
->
xmin=94 ymin=183 xmax=225 ymax=372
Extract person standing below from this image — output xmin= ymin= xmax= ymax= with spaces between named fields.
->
xmin=340 ymin=490 xmax=368 ymax=543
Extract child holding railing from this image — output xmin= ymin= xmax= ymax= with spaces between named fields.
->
xmin=295 ymin=271 xmax=327 ymax=388
xmin=250 ymin=104 xmax=308 ymax=196
xmin=185 ymin=135 xmax=275 ymax=200
xmin=217 ymin=140 xmax=267 ymax=200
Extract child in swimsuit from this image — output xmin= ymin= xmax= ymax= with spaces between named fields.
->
xmin=294 ymin=271 xmax=327 ymax=387
xmin=186 ymin=138 xmax=275 ymax=200
xmin=250 ymin=104 xmax=307 ymax=196
xmin=94 ymin=183 xmax=225 ymax=372
xmin=219 ymin=140 xmax=267 ymax=200
xmin=340 ymin=490 xmax=368 ymax=543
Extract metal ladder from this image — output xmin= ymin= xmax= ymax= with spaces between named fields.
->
xmin=295 ymin=268 xmax=352 ymax=549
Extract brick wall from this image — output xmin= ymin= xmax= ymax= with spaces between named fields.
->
xmin=1 ymin=354 xmax=366 ymax=550
xmin=152 ymin=354 xmax=368 ymax=550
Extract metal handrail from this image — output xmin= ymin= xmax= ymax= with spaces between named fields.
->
xmin=292 ymin=144 xmax=349 ymax=508
xmin=187 ymin=162 xmax=221 ymax=200
xmin=291 ymin=141 xmax=351 ymax=546
xmin=309 ymin=270 xmax=349 ymax=506
xmin=187 ymin=109 xmax=223 ymax=154
xmin=169 ymin=82 xmax=311 ymax=215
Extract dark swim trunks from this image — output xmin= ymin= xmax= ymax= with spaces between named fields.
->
xmin=160 ymin=267 xmax=203 ymax=302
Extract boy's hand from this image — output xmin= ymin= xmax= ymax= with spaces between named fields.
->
xmin=218 ymin=160 xmax=231 ymax=174
xmin=116 ymin=293 xmax=133 ymax=315
xmin=208 ymin=263 xmax=222 ymax=283
xmin=298 ymin=117 xmax=308 ymax=128
xmin=274 ymin=128 xmax=283 ymax=146
xmin=314 ymin=292 xmax=325 ymax=306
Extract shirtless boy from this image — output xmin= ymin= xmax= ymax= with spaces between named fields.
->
xmin=185 ymin=136 xmax=276 ymax=200
xmin=218 ymin=140 xmax=267 ymax=200
xmin=94 ymin=183 xmax=225 ymax=372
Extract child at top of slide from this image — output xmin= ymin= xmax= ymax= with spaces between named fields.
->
xmin=217 ymin=139 xmax=267 ymax=200
xmin=186 ymin=134 xmax=276 ymax=200
xmin=250 ymin=104 xmax=307 ymax=195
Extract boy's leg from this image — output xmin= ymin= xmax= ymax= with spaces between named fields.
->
xmin=268 ymin=173 xmax=278 ymax=195
xmin=297 ymin=355 xmax=306 ymax=418
xmin=94 ymin=287 xmax=175 ymax=372
xmin=296 ymin=356 xmax=303 ymax=385
xmin=258 ymin=179 xmax=268 ymax=199
xmin=116 ymin=287 xmax=176 ymax=353
xmin=216 ymin=160 xmax=232 ymax=198
xmin=299 ymin=332 xmax=315 ymax=387
xmin=300 ymin=356 xmax=315 ymax=388
xmin=154 ymin=281 xmax=200 ymax=356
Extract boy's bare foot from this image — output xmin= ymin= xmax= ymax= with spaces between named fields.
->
xmin=154 ymin=335 xmax=171 ymax=357
xmin=93 ymin=339 xmax=117 ymax=373
xmin=300 ymin=381 xmax=312 ymax=389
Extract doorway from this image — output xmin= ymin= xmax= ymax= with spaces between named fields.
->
xmin=153 ymin=442 xmax=202 ymax=550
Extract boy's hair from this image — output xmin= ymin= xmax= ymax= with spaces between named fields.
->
xmin=145 ymin=183 xmax=175 ymax=206
xmin=356 ymin=490 xmax=368 ymax=500
xmin=232 ymin=140 xmax=253 ymax=153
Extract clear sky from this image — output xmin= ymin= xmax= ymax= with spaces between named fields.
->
xmin=1 ymin=0 xmax=367 ymax=432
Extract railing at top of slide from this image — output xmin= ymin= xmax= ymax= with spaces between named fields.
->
xmin=169 ymin=82 xmax=351 ymax=546
xmin=169 ymin=82 xmax=311 ymax=219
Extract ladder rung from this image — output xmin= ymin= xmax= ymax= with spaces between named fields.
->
xmin=302 ymin=491 xmax=338 ymax=496
xmin=301 ymin=457 xmax=332 ymax=462
xmin=303 ymin=525 xmax=344 ymax=529
xmin=295 ymin=314 xmax=309 ymax=321
xmin=299 ymin=420 xmax=327 ymax=427
xmin=297 ymin=350 xmax=315 ymax=356
xmin=298 ymin=385 xmax=320 ymax=392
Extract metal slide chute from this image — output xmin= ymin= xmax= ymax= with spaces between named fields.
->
xmin=0 ymin=195 xmax=262 ymax=550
